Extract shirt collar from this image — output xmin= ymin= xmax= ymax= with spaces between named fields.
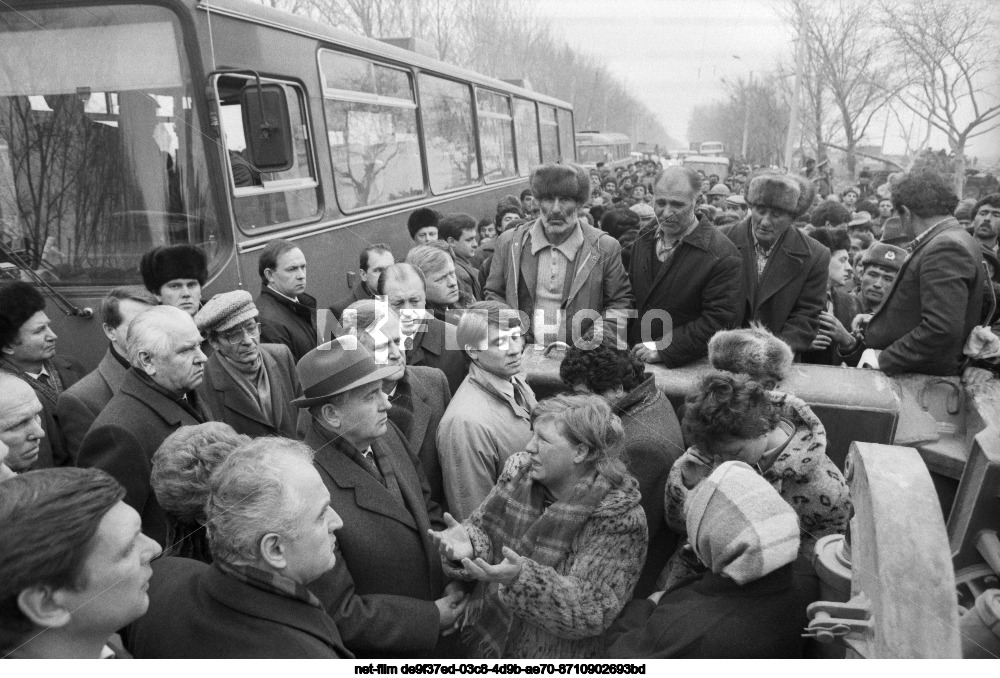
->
xmin=468 ymin=361 xmax=528 ymax=404
xmin=267 ymin=284 xmax=299 ymax=304
xmin=529 ymin=219 xmax=585 ymax=260
xmin=24 ymin=366 xmax=51 ymax=380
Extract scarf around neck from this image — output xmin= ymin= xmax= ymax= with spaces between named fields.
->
xmin=0 ymin=356 xmax=63 ymax=405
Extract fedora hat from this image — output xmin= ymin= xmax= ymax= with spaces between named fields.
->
xmin=292 ymin=336 xmax=403 ymax=408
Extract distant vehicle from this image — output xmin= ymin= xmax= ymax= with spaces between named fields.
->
xmin=575 ymin=131 xmax=632 ymax=171
xmin=699 ymin=140 xmax=725 ymax=156
xmin=683 ymin=155 xmax=731 ymax=181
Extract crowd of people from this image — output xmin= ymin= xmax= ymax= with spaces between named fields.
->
xmin=1 ymin=157 xmax=998 ymax=660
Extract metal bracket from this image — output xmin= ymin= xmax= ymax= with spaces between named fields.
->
xmin=803 ymin=592 xmax=874 ymax=644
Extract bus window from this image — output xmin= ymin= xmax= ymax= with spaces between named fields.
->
xmin=539 ymin=105 xmax=559 ymax=163
xmin=319 ymin=51 xmax=424 ymax=212
xmin=513 ymin=98 xmax=540 ymax=176
xmin=476 ymin=89 xmax=515 ymax=183
xmin=419 ymin=74 xmax=478 ymax=194
xmin=0 ymin=4 xmax=222 ymax=286
xmin=557 ymin=108 xmax=575 ymax=162
xmin=214 ymin=75 xmax=319 ymax=232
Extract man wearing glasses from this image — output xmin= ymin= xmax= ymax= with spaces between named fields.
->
xmin=195 ymin=290 xmax=302 ymax=439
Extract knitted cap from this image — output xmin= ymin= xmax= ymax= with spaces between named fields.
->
xmin=861 ymin=242 xmax=905 ymax=272
xmin=746 ymin=175 xmax=800 ymax=215
xmin=195 ymin=290 xmax=258 ymax=334
xmin=685 ymin=461 xmax=800 ymax=585
xmin=139 ymin=244 xmax=208 ymax=294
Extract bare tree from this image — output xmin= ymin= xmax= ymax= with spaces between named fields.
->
xmin=880 ymin=0 xmax=1000 ymax=193
xmin=783 ymin=0 xmax=904 ymax=181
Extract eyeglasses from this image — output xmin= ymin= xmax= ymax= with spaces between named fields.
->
xmin=218 ymin=321 xmax=261 ymax=344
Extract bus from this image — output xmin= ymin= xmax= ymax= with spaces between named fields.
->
xmin=0 ymin=0 xmax=576 ymax=368
xmin=575 ymin=131 xmax=631 ymax=172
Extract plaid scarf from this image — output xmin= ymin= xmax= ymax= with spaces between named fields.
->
xmin=215 ymin=560 xmax=323 ymax=609
xmin=465 ymin=454 xmax=616 ymax=657
xmin=0 ymin=357 xmax=63 ymax=406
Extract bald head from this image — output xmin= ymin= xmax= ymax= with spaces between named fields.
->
xmin=377 ymin=263 xmax=427 ymax=316
xmin=0 ymin=373 xmax=45 ymax=472
xmin=656 ymin=165 xmax=701 ymax=194
xmin=653 ymin=166 xmax=700 ymax=231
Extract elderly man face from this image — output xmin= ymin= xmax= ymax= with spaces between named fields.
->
xmin=324 ymin=379 xmax=391 ymax=451
xmin=139 ymin=312 xmax=207 ymax=395
xmin=538 ymin=194 xmax=581 ymax=242
xmin=4 ymin=310 xmax=57 ymax=370
xmin=381 ymin=269 xmax=427 ymax=336
xmin=654 ymin=168 xmax=698 ymax=236
xmin=274 ymin=457 xmax=343 ymax=585
xmin=424 ymin=257 xmax=459 ymax=307
xmin=0 ymin=377 xmax=45 ymax=472
xmin=353 ymin=310 xmax=405 ymax=380
xmin=210 ymin=318 xmax=261 ymax=367
xmin=750 ymin=204 xmax=796 ymax=250
xmin=973 ymin=204 xmax=1000 ymax=242
xmin=156 ymin=279 xmax=201 ymax=317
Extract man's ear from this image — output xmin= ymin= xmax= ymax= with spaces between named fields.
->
xmin=136 ymin=350 xmax=157 ymax=377
xmin=464 ymin=345 xmax=481 ymax=363
xmin=17 ymin=587 xmax=72 ymax=630
xmin=259 ymin=533 xmax=286 ymax=571
xmin=319 ymin=402 xmax=341 ymax=429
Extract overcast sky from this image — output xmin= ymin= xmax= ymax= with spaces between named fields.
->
xmin=531 ymin=0 xmax=1000 ymax=162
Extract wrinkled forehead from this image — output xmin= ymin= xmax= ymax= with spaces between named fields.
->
xmin=0 ymin=379 xmax=42 ymax=422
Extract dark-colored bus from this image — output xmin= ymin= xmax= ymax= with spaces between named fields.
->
xmin=0 ymin=0 xmax=576 ymax=368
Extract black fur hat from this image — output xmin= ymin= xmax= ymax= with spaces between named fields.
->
xmin=139 ymin=244 xmax=208 ymax=294
xmin=407 ymin=207 xmax=440 ymax=239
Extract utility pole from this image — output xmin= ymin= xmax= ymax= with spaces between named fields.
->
xmin=742 ymin=72 xmax=753 ymax=161
xmin=784 ymin=7 xmax=806 ymax=171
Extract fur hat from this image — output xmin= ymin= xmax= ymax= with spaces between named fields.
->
xmin=139 ymin=244 xmax=208 ymax=294
xmin=708 ymin=323 xmax=794 ymax=386
xmin=746 ymin=174 xmax=801 ymax=215
xmin=861 ymin=242 xmax=906 ymax=272
xmin=789 ymin=175 xmax=817 ymax=219
xmin=407 ymin=207 xmax=439 ymax=239
xmin=686 ymin=461 xmax=800 ymax=585
xmin=530 ymin=163 xmax=590 ymax=205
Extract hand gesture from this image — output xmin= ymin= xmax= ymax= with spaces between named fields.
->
xmin=851 ymin=313 xmax=872 ymax=334
xmin=428 ymin=512 xmax=473 ymax=562
xmin=434 ymin=584 xmax=469 ymax=631
xmin=808 ymin=332 xmax=832 ymax=351
xmin=632 ymin=342 xmax=663 ymax=364
xmin=818 ymin=311 xmax=854 ymax=349
xmin=964 ymin=325 xmax=1000 ymax=360
xmin=461 ymin=546 xmax=524 ymax=588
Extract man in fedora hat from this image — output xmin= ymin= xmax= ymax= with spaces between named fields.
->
xmin=195 ymin=290 xmax=302 ymax=438
xmin=296 ymin=338 xmax=467 ymax=658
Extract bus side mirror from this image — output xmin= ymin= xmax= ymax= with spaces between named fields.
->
xmin=241 ymin=84 xmax=293 ymax=173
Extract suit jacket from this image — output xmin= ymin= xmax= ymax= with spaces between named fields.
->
xmin=721 ymin=219 xmax=830 ymax=354
xmin=408 ymin=315 xmax=469 ymax=395
xmin=628 ymin=218 xmax=743 ymax=367
xmin=76 ymin=369 xmax=209 ymax=545
xmin=20 ymin=355 xmax=86 ymax=469
xmin=56 ymin=348 xmax=127 ymax=463
xmin=862 ymin=219 xmax=984 ymax=375
xmin=391 ymin=365 xmax=451 ymax=512
xmin=256 ymin=286 xmax=317 ymax=362
xmin=126 ymin=557 xmax=351 ymax=658
xmin=200 ymin=343 xmax=302 ymax=438
xmin=484 ymin=218 xmax=634 ymax=343
xmin=305 ymin=423 xmax=448 ymax=658
xmin=330 ymin=280 xmax=376 ymax=321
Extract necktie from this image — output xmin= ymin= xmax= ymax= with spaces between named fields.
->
xmin=36 ymin=372 xmax=50 ymax=387
xmin=359 ymin=448 xmax=385 ymax=485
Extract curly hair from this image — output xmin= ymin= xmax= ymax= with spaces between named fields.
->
xmin=559 ymin=337 xmax=645 ymax=395
xmin=151 ymin=422 xmax=250 ymax=562
xmin=0 ymin=281 xmax=46 ymax=349
xmin=891 ymin=169 xmax=959 ymax=218
xmin=682 ymin=371 xmax=780 ymax=457
xmin=531 ymin=393 xmax=629 ymax=487
xmin=972 ymin=193 xmax=1000 ymax=220
xmin=808 ymin=226 xmax=851 ymax=255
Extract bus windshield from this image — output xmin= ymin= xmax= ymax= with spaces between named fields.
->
xmin=0 ymin=4 xmax=222 ymax=286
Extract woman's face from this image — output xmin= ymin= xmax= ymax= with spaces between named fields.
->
xmin=710 ymin=431 xmax=770 ymax=466
xmin=525 ymin=418 xmax=582 ymax=489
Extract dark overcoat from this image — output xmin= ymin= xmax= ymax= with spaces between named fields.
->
xmin=56 ymin=349 xmax=126 ymax=463
xmin=125 ymin=557 xmax=351 ymax=659
xmin=256 ymin=286 xmax=317 ymax=362
xmin=20 ymin=354 xmax=86 ymax=468
xmin=408 ymin=315 xmax=469 ymax=395
xmin=391 ymin=365 xmax=451 ymax=512
xmin=200 ymin=343 xmax=302 ymax=438
xmin=305 ymin=422 xmax=448 ymax=658
xmin=76 ymin=369 xmax=208 ymax=545
xmin=628 ymin=217 xmax=743 ymax=367
xmin=861 ymin=219 xmax=984 ymax=376
xmin=721 ymin=219 xmax=830 ymax=354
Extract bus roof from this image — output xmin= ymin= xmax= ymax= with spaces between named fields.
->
xmin=575 ymin=131 xmax=630 ymax=145
xmin=199 ymin=0 xmax=573 ymax=110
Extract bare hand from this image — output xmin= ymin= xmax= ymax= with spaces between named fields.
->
xmin=428 ymin=513 xmax=473 ymax=562
xmin=818 ymin=311 xmax=854 ymax=348
xmin=461 ymin=546 xmax=524 ymax=587
xmin=434 ymin=586 xmax=469 ymax=631
xmin=962 ymin=365 xmax=996 ymax=388
xmin=631 ymin=343 xmax=662 ymax=364
xmin=851 ymin=313 xmax=872 ymax=334
xmin=963 ymin=325 xmax=1000 ymax=360
xmin=809 ymin=332 xmax=832 ymax=351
